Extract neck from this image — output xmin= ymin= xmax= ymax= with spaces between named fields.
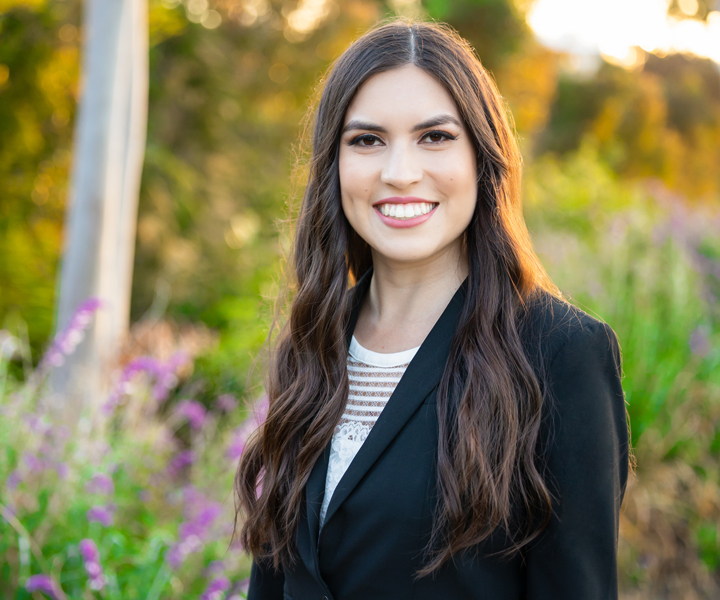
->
xmin=354 ymin=242 xmax=467 ymax=353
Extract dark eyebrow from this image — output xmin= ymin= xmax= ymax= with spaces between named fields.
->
xmin=342 ymin=120 xmax=388 ymax=134
xmin=342 ymin=114 xmax=462 ymax=135
xmin=410 ymin=115 xmax=462 ymax=132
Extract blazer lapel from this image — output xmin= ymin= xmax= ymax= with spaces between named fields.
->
xmin=320 ymin=273 xmax=468 ymax=531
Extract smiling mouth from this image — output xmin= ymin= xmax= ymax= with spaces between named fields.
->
xmin=375 ymin=202 xmax=438 ymax=219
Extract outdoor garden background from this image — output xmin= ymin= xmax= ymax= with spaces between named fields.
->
xmin=1 ymin=0 xmax=720 ymax=598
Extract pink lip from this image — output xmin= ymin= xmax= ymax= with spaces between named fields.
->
xmin=372 ymin=196 xmax=438 ymax=229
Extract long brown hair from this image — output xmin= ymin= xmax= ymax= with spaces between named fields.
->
xmin=234 ymin=18 xmax=562 ymax=575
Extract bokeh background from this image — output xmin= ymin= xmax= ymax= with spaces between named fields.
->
xmin=1 ymin=0 xmax=719 ymax=597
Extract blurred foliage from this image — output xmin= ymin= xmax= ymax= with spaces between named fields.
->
xmin=0 ymin=317 xmax=258 ymax=597
xmin=524 ymin=145 xmax=720 ymax=596
xmin=538 ymin=53 xmax=720 ymax=201
xmin=0 ymin=0 xmax=78 ymax=363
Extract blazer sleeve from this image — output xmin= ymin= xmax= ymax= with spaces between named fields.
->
xmin=525 ymin=321 xmax=630 ymax=600
xmin=247 ymin=558 xmax=285 ymax=600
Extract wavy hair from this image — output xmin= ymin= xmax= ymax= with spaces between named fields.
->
xmin=234 ymin=18 xmax=562 ymax=575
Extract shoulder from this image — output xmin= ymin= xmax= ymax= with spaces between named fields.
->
xmin=519 ymin=289 xmax=621 ymax=380
xmin=522 ymin=291 xmax=628 ymax=469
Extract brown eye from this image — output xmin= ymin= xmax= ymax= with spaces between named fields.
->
xmin=422 ymin=130 xmax=455 ymax=144
xmin=349 ymin=134 xmax=382 ymax=147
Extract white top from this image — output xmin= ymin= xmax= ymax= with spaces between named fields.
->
xmin=319 ymin=335 xmax=420 ymax=528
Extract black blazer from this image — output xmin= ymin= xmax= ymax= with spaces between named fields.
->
xmin=248 ymin=270 xmax=630 ymax=600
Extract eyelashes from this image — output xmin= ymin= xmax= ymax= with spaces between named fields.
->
xmin=347 ymin=130 xmax=458 ymax=147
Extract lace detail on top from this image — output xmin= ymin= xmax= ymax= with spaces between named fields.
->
xmin=319 ymin=336 xmax=420 ymax=528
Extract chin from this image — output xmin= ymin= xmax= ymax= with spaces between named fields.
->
xmin=373 ymin=247 xmax=441 ymax=265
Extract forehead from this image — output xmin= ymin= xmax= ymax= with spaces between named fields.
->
xmin=343 ymin=64 xmax=462 ymax=125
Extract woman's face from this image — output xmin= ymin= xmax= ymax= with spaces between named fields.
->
xmin=339 ymin=63 xmax=477 ymax=270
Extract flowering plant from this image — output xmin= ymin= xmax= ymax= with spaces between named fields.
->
xmin=0 ymin=300 xmax=263 ymax=598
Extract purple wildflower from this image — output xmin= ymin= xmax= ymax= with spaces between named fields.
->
xmin=56 ymin=463 xmax=69 ymax=480
xmin=226 ymin=394 xmax=270 ymax=461
xmin=25 ymin=574 xmax=62 ymax=599
xmin=200 ymin=576 xmax=231 ymax=600
xmin=25 ymin=414 xmax=52 ymax=435
xmin=23 ymin=452 xmax=45 ymax=472
xmin=86 ymin=504 xmax=115 ymax=527
xmin=215 ymin=394 xmax=238 ymax=413
xmin=226 ymin=427 xmax=246 ymax=461
xmin=154 ymin=352 xmax=188 ymax=400
xmin=237 ymin=578 xmax=250 ymax=595
xmin=176 ymin=399 xmax=207 ymax=429
xmin=204 ymin=560 xmax=225 ymax=576
xmin=78 ymin=539 xmax=107 ymax=591
xmin=166 ymin=487 xmax=223 ymax=569
xmin=86 ymin=473 xmax=114 ymax=496
xmin=167 ymin=450 xmax=196 ymax=477
xmin=689 ymin=326 xmax=712 ymax=357
xmin=6 ymin=470 xmax=22 ymax=490
xmin=39 ymin=297 xmax=104 ymax=370
xmin=103 ymin=351 xmax=190 ymax=414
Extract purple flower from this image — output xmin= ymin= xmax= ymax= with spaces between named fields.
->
xmin=689 ymin=326 xmax=712 ymax=357
xmin=86 ymin=504 xmax=115 ymax=527
xmin=103 ymin=351 xmax=190 ymax=414
xmin=56 ymin=463 xmax=69 ymax=480
xmin=39 ymin=298 xmax=104 ymax=371
xmin=200 ymin=576 xmax=231 ymax=600
xmin=204 ymin=559 xmax=225 ymax=577
xmin=25 ymin=414 xmax=52 ymax=435
xmin=176 ymin=399 xmax=207 ymax=429
xmin=236 ymin=578 xmax=250 ymax=595
xmin=25 ymin=574 xmax=62 ymax=599
xmin=215 ymin=394 xmax=238 ymax=413
xmin=79 ymin=539 xmax=107 ymax=591
xmin=226 ymin=395 xmax=270 ymax=461
xmin=23 ymin=452 xmax=45 ymax=472
xmin=167 ymin=450 xmax=196 ymax=477
xmin=79 ymin=538 xmax=99 ymax=562
xmin=226 ymin=427 xmax=246 ymax=461
xmin=6 ymin=470 xmax=22 ymax=491
xmin=166 ymin=487 xmax=223 ymax=569
xmin=154 ymin=352 xmax=189 ymax=400
xmin=86 ymin=473 xmax=114 ymax=496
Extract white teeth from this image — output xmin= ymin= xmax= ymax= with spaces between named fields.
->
xmin=378 ymin=202 xmax=437 ymax=219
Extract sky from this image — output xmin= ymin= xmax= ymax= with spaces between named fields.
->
xmin=526 ymin=0 xmax=720 ymax=68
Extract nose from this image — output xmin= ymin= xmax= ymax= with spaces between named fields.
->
xmin=380 ymin=142 xmax=422 ymax=190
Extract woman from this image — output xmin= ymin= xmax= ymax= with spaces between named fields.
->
xmin=235 ymin=19 xmax=630 ymax=600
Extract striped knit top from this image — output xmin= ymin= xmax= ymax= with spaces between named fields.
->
xmin=319 ymin=335 xmax=421 ymax=528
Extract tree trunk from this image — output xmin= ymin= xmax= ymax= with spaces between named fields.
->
xmin=51 ymin=0 xmax=148 ymax=419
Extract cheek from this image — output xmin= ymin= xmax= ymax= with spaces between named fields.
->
xmin=432 ymin=154 xmax=477 ymax=210
xmin=339 ymin=155 xmax=368 ymax=228
xmin=338 ymin=152 xmax=372 ymax=199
